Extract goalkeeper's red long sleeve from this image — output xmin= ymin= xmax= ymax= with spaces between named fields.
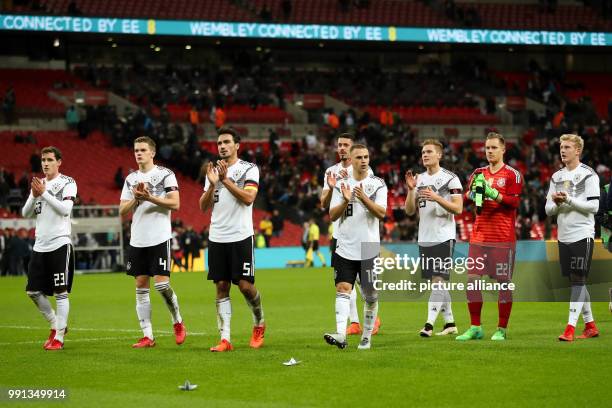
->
xmin=501 ymin=194 xmax=520 ymax=209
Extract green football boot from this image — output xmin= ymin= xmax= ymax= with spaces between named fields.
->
xmin=490 ymin=327 xmax=507 ymax=341
xmin=455 ymin=325 xmax=484 ymax=341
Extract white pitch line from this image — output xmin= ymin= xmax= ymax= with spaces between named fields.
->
xmin=0 ymin=325 xmax=206 ymax=336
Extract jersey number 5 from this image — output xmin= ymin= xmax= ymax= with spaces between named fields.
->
xmin=242 ymin=262 xmax=254 ymax=277
xmin=344 ymin=203 xmax=353 ymax=217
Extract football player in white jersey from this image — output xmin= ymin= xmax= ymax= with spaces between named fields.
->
xmin=405 ymin=139 xmax=463 ymax=337
xmin=320 ymin=133 xmax=381 ymax=337
xmin=22 ymin=146 xmax=77 ymax=350
xmin=120 ymin=136 xmax=186 ymax=348
xmin=545 ymin=134 xmax=600 ymax=341
xmin=324 ymin=144 xmax=387 ymax=350
xmin=199 ymin=128 xmax=265 ymax=352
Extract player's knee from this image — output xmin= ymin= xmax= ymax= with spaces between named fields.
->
xmin=216 ymin=280 xmax=231 ymax=295
xmin=569 ymin=273 xmax=586 ymax=285
xmin=54 ymin=286 xmax=68 ymax=294
xmin=336 ymin=282 xmax=352 ymax=293
xmin=153 ymin=281 xmax=171 ymax=293
xmin=26 ymin=290 xmax=42 ymax=298
xmin=361 ymin=287 xmax=378 ymax=303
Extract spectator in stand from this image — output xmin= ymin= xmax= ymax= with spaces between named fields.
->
xmin=282 ymin=0 xmax=292 ymax=19
xmin=30 ymin=150 xmax=42 ymax=173
xmin=259 ymin=214 xmax=273 ymax=247
xmin=2 ymin=86 xmax=16 ymax=124
xmin=181 ymin=225 xmax=201 ymax=271
xmin=0 ymin=229 xmax=6 ymax=276
xmin=66 ymin=105 xmax=80 ymax=129
xmin=0 ymin=173 xmax=10 ymax=209
xmin=271 ymin=209 xmax=284 ymax=238
xmin=114 ymin=167 xmax=125 ymax=190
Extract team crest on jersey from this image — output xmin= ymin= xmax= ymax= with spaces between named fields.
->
xmin=435 ymin=178 xmax=443 ymax=188
xmin=563 ymin=180 xmax=571 ymax=190
xmin=573 ymin=174 xmax=581 ymax=183
xmin=365 ymin=184 xmax=375 ymax=195
xmin=496 ymin=178 xmax=506 ymax=187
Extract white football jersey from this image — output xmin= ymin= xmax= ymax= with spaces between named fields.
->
xmin=25 ymin=174 xmax=77 ymax=252
xmin=415 ymin=168 xmax=462 ymax=245
xmin=121 ymin=166 xmax=178 ymax=247
xmin=322 ymin=162 xmax=373 ymax=239
xmin=330 ymin=174 xmax=387 ymax=260
xmin=205 ymin=160 xmax=260 ymax=243
xmin=546 ymin=163 xmax=600 ymax=242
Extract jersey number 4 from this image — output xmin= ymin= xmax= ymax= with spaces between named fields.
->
xmin=344 ymin=203 xmax=353 ymax=217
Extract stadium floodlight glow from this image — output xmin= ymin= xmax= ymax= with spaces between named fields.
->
xmin=107 ymin=37 xmax=113 ymax=42
xmin=185 ymin=44 xmax=191 ymax=49
xmin=154 ymin=46 xmax=161 ymax=52
xmin=150 ymin=44 xmax=155 ymax=49
xmin=112 ymin=43 xmax=117 ymax=48
xmin=256 ymin=46 xmax=262 ymax=51
xmin=53 ymin=37 xmax=60 ymax=47
xmin=318 ymin=42 xmax=324 ymax=47
xmin=418 ymin=44 xmax=424 ymax=50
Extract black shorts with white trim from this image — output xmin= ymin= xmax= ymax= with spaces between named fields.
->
xmin=207 ymin=236 xmax=255 ymax=284
xmin=126 ymin=240 xmax=172 ymax=277
xmin=26 ymin=244 xmax=75 ymax=296
xmin=419 ymin=240 xmax=455 ymax=280
xmin=558 ymin=238 xmax=594 ymax=278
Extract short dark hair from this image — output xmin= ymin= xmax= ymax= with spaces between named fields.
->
xmin=218 ymin=127 xmax=240 ymax=143
xmin=134 ymin=136 xmax=156 ymax=151
xmin=350 ymin=144 xmax=368 ymax=153
xmin=486 ymin=132 xmax=505 ymax=145
xmin=337 ymin=133 xmax=354 ymax=141
xmin=41 ymin=146 xmax=62 ymax=160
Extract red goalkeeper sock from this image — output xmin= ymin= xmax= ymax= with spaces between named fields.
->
xmin=498 ymin=290 xmax=513 ymax=328
xmin=468 ymin=301 xmax=483 ymax=326
xmin=467 ymin=287 xmax=483 ymax=326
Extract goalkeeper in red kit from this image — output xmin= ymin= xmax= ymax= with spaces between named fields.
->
xmin=456 ymin=133 xmax=523 ymax=341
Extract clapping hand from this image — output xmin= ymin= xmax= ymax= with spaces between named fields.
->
xmin=405 ymin=170 xmax=417 ymax=190
xmin=31 ymin=177 xmax=46 ymax=197
xmin=340 ymin=182 xmax=352 ymax=202
xmin=326 ymin=171 xmax=337 ymax=189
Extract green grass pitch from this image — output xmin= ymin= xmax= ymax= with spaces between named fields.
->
xmin=1 ymin=267 xmax=611 ymax=407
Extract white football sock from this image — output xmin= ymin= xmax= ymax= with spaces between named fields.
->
xmin=54 ymin=292 xmax=69 ymax=343
xmin=27 ymin=291 xmax=56 ymax=329
xmin=568 ymin=285 xmax=586 ymax=327
xmin=136 ymin=288 xmax=153 ymax=339
xmin=362 ymin=301 xmax=379 ymax=339
xmin=349 ymin=287 xmax=360 ymax=324
xmin=216 ymin=297 xmax=232 ymax=342
xmin=581 ymin=287 xmax=594 ymax=324
xmin=441 ymin=289 xmax=455 ymax=323
xmin=244 ymin=291 xmax=264 ymax=326
xmin=335 ymin=292 xmax=350 ymax=339
xmin=154 ymin=281 xmax=182 ymax=324
xmin=426 ymin=289 xmax=444 ymax=326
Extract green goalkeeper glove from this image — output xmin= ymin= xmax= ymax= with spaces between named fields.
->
xmin=483 ymin=179 xmax=500 ymax=200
